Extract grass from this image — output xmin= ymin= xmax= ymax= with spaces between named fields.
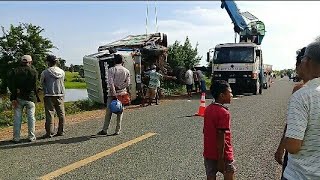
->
xmin=64 ymin=81 xmax=87 ymax=89
xmin=64 ymin=71 xmax=87 ymax=89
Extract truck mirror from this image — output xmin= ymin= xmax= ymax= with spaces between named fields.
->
xmin=207 ymin=52 xmax=210 ymax=62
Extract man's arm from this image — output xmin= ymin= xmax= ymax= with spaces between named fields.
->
xmin=107 ymin=68 xmax=116 ymax=96
xmin=275 ymin=124 xmax=287 ymax=164
xmin=33 ymin=70 xmax=40 ymax=102
xmin=124 ymin=70 xmax=131 ymax=88
xmin=284 ymin=138 xmax=303 ymax=154
xmin=9 ymin=70 xmax=18 ymax=108
xmin=284 ymin=94 xmax=308 ymax=154
xmin=217 ymin=129 xmax=226 ymax=160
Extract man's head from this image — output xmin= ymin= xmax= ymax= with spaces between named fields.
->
xmin=114 ymin=54 xmax=124 ymax=65
xmin=210 ymin=80 xmax=233 ymax=104
xmin=21 ymin=55 xmax=32 ymax=66
xmin=46 ymin=54 xmax=58 ymax=67
xmin=295 ymin=47 xmax=306 ymax=81
xmin=151 ymin=64 xmax=157 ymax=70
xmin=300 ymin=41 xmax=320 ymax=81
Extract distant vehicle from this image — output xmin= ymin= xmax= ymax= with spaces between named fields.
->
xmin=207 ymin=0 xmax=267 ymax=95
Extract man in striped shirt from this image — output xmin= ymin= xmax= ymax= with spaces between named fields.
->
xmin=283 ymin=41 xmax=320 ymax=179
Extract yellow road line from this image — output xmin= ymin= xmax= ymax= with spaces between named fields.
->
xmin=39 ymin=132 xmax=157 ymax=180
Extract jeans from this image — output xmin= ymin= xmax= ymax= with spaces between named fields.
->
xmin=44 ymin=96 xmax=65 ymax=135
xmin=200 ymin=80 xmax=207 ymax=93
xmin=13 ymin=98 xmax=36 ymax=141
xmin=102 ymin=96 xmax=123 ymax=133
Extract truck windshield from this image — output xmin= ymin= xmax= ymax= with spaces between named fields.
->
xmin=214 ymin=47 xmax=254 ymax=64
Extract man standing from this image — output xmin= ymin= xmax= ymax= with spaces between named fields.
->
xmin=197 ymin=69 xmax=207 ymax=93
xmin=97 ymin=54 xmax=130 ymax=136
xmin=41 ymin=55 xmax=66 ymax=138
xmin=142 ymin=65 xmax=160 ymax=106
xmin=283 ymin=41 xmax=320 ymax=179
xmin=193 ymin=68 xmax=200 ymax=93
xmin=185 ymin=67 xmax=194 ymax=98
xmin=10 ymin=55 xmax=38 ymax=143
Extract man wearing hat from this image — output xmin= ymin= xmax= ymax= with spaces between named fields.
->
xmin=10 ymin=55 xmax=38 ymax=143
xmin=40 ymin=54 xmax=66 ymax=138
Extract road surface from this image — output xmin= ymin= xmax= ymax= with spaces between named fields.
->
xmin=0 ymin=78 xmax=294 ymax=180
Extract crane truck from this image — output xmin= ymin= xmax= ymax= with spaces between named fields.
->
xmin=207 ymin=0 xmax=267 ymax=95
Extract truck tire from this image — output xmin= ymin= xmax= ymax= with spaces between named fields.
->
xmin=253 ymin=79 xmax=260 ymax=95
xmin=162 ymin=33 xmax=168 ymax=47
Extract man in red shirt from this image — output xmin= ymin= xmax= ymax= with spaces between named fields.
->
xmin=203 ymin=80 xmax=235 ymax=180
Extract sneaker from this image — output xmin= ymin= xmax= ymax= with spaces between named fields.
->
xmin=113 ymin=131 xmax=120 ymax=135
xmin=11 ymin=139 xmax=21 ymax=144
xmin=54 ymin=133 xmax=64 ymax=137
xmin=97 ymin=130 xmax=107 ymax=136
xmin=28 ymin=138 xmax=36 ymax=142
xmin=41 ymin=134 xmax=54 ymax=139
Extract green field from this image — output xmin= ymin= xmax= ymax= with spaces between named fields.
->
xmin=64 ymin=71 xmax=87 ymax=89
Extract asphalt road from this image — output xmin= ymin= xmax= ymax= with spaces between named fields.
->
xmin=0 ymin=77 xmax=294 ymax=180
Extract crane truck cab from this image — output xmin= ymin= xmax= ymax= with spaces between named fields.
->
xmin=83 ymin=33 xmax=170 ymax=105
xmin=207 ymin=42 xmax=264 ymax=95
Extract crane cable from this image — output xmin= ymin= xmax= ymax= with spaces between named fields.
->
xmin=154 ymin=0 xmax=158 ymax=32
xmin=145 ymin=0 xmax=159 ymax=35
xmin=145 ymin=0 xmax=149 ymax=36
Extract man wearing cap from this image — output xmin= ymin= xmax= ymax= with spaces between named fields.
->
xmin=40 ymin=55 xmax=66 ymax=138
xmin=283 ymin=41 xmax=320 ymax=179
xmin=10 ymin=55 xmax=38 ymax=143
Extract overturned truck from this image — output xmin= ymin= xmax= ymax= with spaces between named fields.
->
xmin=83 ymin=33 xmax=183 ymax=104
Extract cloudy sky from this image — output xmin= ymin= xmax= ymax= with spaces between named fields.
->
xmin=1 ymin=1 xmax=320 ymax=70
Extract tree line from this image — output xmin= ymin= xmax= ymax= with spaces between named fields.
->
xmin=0 ymin=22 xmax=208 ymax=94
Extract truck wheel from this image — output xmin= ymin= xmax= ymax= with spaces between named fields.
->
xmin=259 ymin=83 xmax=263 ymax=94
xmin=253 ymin=79 xmax=260 ymax=95
xmin=162 ymin=33 xmax=168 ymax=47
xmin=259 ymin=78 xmax=263 ymax=94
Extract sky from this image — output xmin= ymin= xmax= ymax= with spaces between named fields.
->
xmin=1 ymin=1 xmax=320 ymax=70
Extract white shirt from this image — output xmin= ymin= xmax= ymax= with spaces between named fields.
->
xmin=107 ymin=64 xmax=130 ymax=96
xmin=284 ymin=78 xmax=320 ymax=179
xmin=185 ymin=69 xmax=194 ymax=85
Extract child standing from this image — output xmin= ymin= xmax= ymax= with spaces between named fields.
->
xmin=203 ymin=80 xmax=236 ymax=180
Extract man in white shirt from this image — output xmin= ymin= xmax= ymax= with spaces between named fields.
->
xmin=97 ymin=54 xmax=130 ymax=136
xmin=283 ymin=41 xmax=320 ymax=179
xmin=185 ymin=67 xmax=194 ymax=98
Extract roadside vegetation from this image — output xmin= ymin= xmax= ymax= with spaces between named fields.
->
xmin=0 ymin=96 xmax=104 ymax=128
xmin=64 ymin=71 xmax=87 ymax=89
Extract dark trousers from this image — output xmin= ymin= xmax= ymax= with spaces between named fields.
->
xmin=44 ymin=96 xmax=65 ymax=135
xmin=281 ymin=151 xmax=288 ymax=179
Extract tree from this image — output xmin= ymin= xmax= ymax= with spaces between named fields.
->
xmin=167 ymin=36 xmax=202 ymax=69
xmin=0 ymin=23 xmax=56 ymax=93
xmin=58 ymin=58 xmax=68 ymax=71
xmin=69 ymin=64 xmax=74 ymax=72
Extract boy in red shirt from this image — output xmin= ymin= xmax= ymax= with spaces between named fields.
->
xmin=203 ymin=80 xmax=235 ymax=180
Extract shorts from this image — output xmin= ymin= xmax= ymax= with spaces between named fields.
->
xmin=145 ymin=88 xmax=157 ymax=99
xmin=186 ymin=84 xmax=193 ymax=92
xmin=204 ymin=158 xmax=236 ymax=176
